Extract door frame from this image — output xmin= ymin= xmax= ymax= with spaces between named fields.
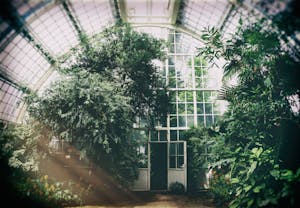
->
xmin=168 ymin=140 xmax=187 ymax=191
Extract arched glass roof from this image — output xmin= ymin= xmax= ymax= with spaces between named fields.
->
xmin=0 ymin=0 xmax=295 ymax=123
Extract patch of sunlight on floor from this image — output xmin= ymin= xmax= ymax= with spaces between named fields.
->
xmin=67 ymin=193 xmax=216 ymax=208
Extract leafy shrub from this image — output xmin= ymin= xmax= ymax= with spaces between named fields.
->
xmin=169 ymin=182 xmax=185 ymax=194
xmin=198 ymin=15 xmax=300 ymax=208
xmin=24 ymin=23 xmax=167 ymax=186
xmin=17 ymin=175 xmax=90 ymax=207
xmin=210 ymin=173 xmax=233 ymax=207
xmin=0 ymin=122 xmax=87 ymax=207
xmin=185 ymin=127 xmax=218 ymax=192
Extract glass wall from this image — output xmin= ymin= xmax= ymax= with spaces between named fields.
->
xmin=153 ymin=30 xmax=222 ymax=141
xmin=136 ymin=29 xmax=224 ymax=168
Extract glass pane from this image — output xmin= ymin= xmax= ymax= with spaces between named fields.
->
xmin=177 ymin=78 xmax=184 ymax=88
xmin=169 ymin=66 xmax=175 ymax=76
xmin=170 ymin=116 xmax=177 ymax=127
xmin=170 ymin=103 xmax=177 ymax=114
xmin=169 ymin=43 xmax=175 ymax=53
xmin=170 ymin=143 xmax=176 ymax=155
xmin=196 ymin=91 xmax=204 ymax=102
xmin=168 ymin=33 xmax=174 ymax=42
xmin=185 ymin=80 xmax=193 ymax=88
xmin=72 ymin=0 xmax=114 ymax=36
xmin=205 ymin=103 xmax=212 ymax=114
xmin=159 ymin=116 xmax=167 ymax=127
xmin=169 ymin=156 xmax=176 ymax=168
xmin=169 ymin=91 xmax=176 ymax=102
xmin=214 ymin=115 xmax=221 ymax=123
xmin=177 ymin=156 xmax=184 ymax=168
xmin=197 ymin=103 xmax=204 ymax=114
xmin=159 ymin=130 xmax=167 ymax=141
xmin=161 ymin=77 xmax=166 ymax=86
xmin=168 ymin=56 xmax=175 ymax=65
xmin=186 ymin=91 xmax=193 ymax=102
xmin=187 ymin=103 xmax=194 ymax=114
xmin=202 ymin=78 xmax=208 ymax=88
xmin=206 ymin=115 xmax=213 ymax=127
xmin=196 ymin=78 xmax=202 ymax=88
xmin=195 ymin=67 xmax=202 ymax=77
xmin=194 ymin=57 xmax=202 ymax=67
xmin=178 ymin=130 xmax=186 ymax=140
xmin=213 ymin=102 xmax=220 ymax=114
xmin=198 ymin=116 xmax=204 ymax=126
xmin=178 ymin=116 xmax=186 ymax=127
xmin=177 ymin=143 xmax=184 ymax=155
xmin=137 ymin=144 xmax=148 ymax=168
xmin=170 ymin=130 xmax=178 ymax=141
xmin=176 ymin=55 xmax=184 ymax=64
xmin=160 ymin=66 xmax=166 ymax=76
xmin=187 ymin=116 xmax=194 ymax=127
xmin=211 ymin=91 xmax=218 ymax=100
xmin=178 ymin=91 xmax=185 ymax=102
xmin=175 ymin=33 xmax=181 ymax=42
xmin=169 ymin=77 xmax=176 ymax=88
xmin=204 ymin=91 xmax=211 ymax=101
xmin=150 ymin=130 xmax=158 ymax=141
xmin=178 ymin=103 xmax=186 ymax=114
xmin=176 ymin=43 xmax=185 ymax=53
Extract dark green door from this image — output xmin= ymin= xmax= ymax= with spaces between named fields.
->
xmin=150 ymin=143 xmax=167 ymax=190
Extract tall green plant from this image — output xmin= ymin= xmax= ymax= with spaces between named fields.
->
xmin=61 ymin=23 xmax=168 ymax=118
xmin=185 ymin=127 xmax=214 ymax=191
xmin=0 ymin=122 xmax=81 ymax=208
xmin=25 ymin=24 xmax=168 ymax=185
xmin=198 ymin=18 xmax=300 ymax=208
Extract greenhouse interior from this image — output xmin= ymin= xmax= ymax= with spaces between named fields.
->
xmin=0 ymin=0 xmax=299 ymax=207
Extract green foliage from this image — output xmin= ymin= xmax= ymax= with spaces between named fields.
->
xmin=61 ymin=23 xmax=168 ymax=118
xmin=271 ymin=0 xmax=300 ymax=41
xmin=0 ymin=122 xmax=82 ymax=208
xmin=25 ymin=72 xmax=139 ymax=185
xmin=198 ymin=27 xmax=224 ymax=65
xmin=198 ymin=17 xmax=300 ymax=208
xmin=0 ymin=122 xmax=39 ymax=172
xmin=25 ymin=24 xmax=167 ymax=186
xmin=169 ymin=182 xmax=185 ymax=194
xmin=16 ymin=175 xmax=87 ymax=207
xmin=210 ymin=173 xmax=233 ymax=207
xmin=185 ymin=127 xmax=215 ymax=191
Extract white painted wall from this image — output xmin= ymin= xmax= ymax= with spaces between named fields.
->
xmin=168 ymin=169 xmax=186 ymax=191
xmin=131 ymin=168 xmax=149 ymax=191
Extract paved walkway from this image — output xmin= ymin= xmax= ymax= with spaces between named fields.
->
xmin=68 ymin=192 xmax=215 ymax=208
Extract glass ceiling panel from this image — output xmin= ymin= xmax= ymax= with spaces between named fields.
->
xmin=0 ymin=78 xmax=23 ymax=122
xmin=28 ymin=4 xmax=79 ymax=56
xmin=11 ymin=0 xmax=53 ymax=19
xmin=221 ymin=5 xmax=261 ymax=40
xmin=135 ymin=26 xmax=169 ymax=40
xmin=181 ymin=0 xmax=230 ymax=34
xmin=126 ymin=0 xmax=171 ymax=24
xmin=37 ymin=70 xmax=62 ymax=95
xmin=0 ymin=34 xmax=51 ymax=88
xmin=0 ymin=18 xmax=11 ymax=39
xmin=244 ymin=0 xmax=288 ymax=16
xmin=0 ymin=18 xmax=15 ymax=47
xmin=169 ymin=31 xmax=203 ymax=55
xmin=136 ymin=27 xmax=202 ymax=54
xmin=71 ymin=0 xmax=115 ymax=37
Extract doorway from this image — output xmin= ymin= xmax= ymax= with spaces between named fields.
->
xmin=150 ymin=143 xmax=167 ymax=190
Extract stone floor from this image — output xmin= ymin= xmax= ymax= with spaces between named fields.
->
xmin=68 ymin=191 xmax=216 ymax=208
